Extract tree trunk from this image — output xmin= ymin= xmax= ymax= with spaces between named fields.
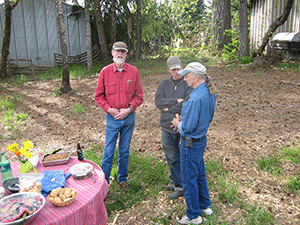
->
xmin=239 ymin=0 xmax=249 ymax=58
xmin=85 ymin=0 xmax=92 ymax=71
xmin=0 ymin=0 xmax=19 ymax=79
xmin=110 ymin=0 xmax=116 ymax=44
xmin=94 ymin=0 xmax=109 ymax=59
xmin=253 ymin=0 xmax=294 ymax=57
xmin=135 ymin=0 xmax=142 ymax=60
xmin=212 ymin=0 xmax=231 ymax=51
xmin=56 ymin=0 xmax=72 ymax=93
xmin=126 ymin=5 xmax=134 ymax=59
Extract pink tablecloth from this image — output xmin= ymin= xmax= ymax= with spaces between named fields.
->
xmin=2 ymin=157 xmax=109 ymax=225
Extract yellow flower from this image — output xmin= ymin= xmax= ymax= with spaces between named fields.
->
xmin=7 ymin=139 xmax=34 ymax=159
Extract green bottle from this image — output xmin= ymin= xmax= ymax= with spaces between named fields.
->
xmin=0 ymin=152 xmax=13 ymax=182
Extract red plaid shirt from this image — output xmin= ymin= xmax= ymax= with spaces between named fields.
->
xmin=95 ymin=62 xmax=143 ymax=114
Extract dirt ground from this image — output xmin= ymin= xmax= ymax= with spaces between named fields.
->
xmin=1 ymin=62 xmax=300 ymax=224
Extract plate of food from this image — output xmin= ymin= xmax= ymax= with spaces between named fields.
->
xmin=69 ymin=162 xmax=93 ymax=179
xmin=0 ymin=192 xmax=45 ymax=225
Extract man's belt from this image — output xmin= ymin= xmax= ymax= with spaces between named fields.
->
xmin=181 ymin=136 xmax=206 ymax=142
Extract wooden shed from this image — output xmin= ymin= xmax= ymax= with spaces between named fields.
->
xmin=0 ymin=0 xmax=86 ymax=66
xmin=250 ymin=0 xmax=300 ymax=50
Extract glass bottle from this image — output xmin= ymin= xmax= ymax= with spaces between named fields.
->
xmin=76 ymin=143 xmax=84 ymax=161
xmin=0 ymin=152 xmax=14 ymax=182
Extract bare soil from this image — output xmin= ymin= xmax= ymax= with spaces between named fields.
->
xmin=1 ymin=63 xmax=300 ymax=224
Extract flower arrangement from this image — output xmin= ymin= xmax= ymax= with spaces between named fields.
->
xmin=7 ymin=139 xmax=34 ymax=160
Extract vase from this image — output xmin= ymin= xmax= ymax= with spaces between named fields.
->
xmin=19 ymin=156 xmax=37 ymax=173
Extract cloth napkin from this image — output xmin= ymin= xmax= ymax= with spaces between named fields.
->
xmin=41 ymin=170 xmax=71 ymax=197
xmin=0 ymin=197 xmax=43 ymax=223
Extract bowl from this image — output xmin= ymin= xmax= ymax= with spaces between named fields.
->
xmin=0 ymin=192 xmax=45 ymax=225
xmin=69 ymin=162 xmax=93 ymax=179
xmin=3 ymin=178 xmax=19 ymax=193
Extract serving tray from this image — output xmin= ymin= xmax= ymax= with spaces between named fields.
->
xmin=41 ymin=152 xmax=71 ymax=167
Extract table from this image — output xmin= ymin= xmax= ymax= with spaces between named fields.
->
xmin=1 ymin=157 xmax=109 ymax=225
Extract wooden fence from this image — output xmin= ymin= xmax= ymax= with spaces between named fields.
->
xmin=7 ymin=59 xmax=53 ymax=76
xmin=53 ymin=45 xmax=100 ymax=67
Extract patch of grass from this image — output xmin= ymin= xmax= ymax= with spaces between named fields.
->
xmin=2 ymin=74 xmax=29 ymax=86
xmin=274 ymin=61 xmax=300 ymax=72
xmin=280 ymin=144 xmax=300 ymax=163
xmin=84 ymin=146 xmax=169 ymax=217
xmin=53 ymin=88 xmax=62 ymax=97
xmin=240 ymin=56 xmax=254 ymax=64
xmin=207 ymin=159 xmax=239 ymax=204
xmin=286 ymin=176 xmax=300 ymax=194
xmin=256 ymin=69 xmax=261 ymax=76
xmin=257 ymin=156 xmax=282 ymax=175
xmin=257 ymin=143 xmax=300 ymax=194
xmin=70 ymin=101 xmax=86 ymax=114
xmin=0 ymin=95 xmax=22 ymax=111
xmin=244 ymin=205 xmax=275 ymax=225
xmin=2 ymin=110 xmax=29 ymax=138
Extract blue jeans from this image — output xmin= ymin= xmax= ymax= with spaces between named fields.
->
xmin=161 ymin=130 xmax=182 ymax=190
xmin=180 ymin=137 xmax=211 ymax=219
xmin=101 ymin=113 xmax=135 ymax=183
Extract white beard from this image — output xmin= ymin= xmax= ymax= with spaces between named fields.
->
xmin=113 ymin=57 xmax=125 ymax=64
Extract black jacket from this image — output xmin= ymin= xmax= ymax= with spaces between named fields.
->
xmin=155 ymin=77 xmax=193 ymax=134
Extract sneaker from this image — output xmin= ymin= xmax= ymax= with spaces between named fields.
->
xmin=201 ymin=207 xmax=213 ymax=216
xmin=119 ymin=182 xmax=129 ymax=192
xmin=168 ymin=190 xmax=184 ymax=199
xmin=166 ymin=177 xmax=175 ymax=190
xmin=176 ymin=215 xmax=203 ymax=224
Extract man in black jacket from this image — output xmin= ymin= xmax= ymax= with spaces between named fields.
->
xmin=155 ymin=56 xmax=193 ymax=199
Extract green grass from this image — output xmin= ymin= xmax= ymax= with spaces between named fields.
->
xmin=70 ymin=101 xmax=86 ymax=114
xmin=0 ymin=95 xmax=28 ymax=138
xmin=274 ymin=61 xmax=300 ymax=72
xmin=257 ymin=156 xmax=282 ymax=175
xmin=0 ymin=95 xmax=22 ymax=112
xmin=84 ymin=147 xmax=276 ymax=224
xmin=257 ymin=143 xmax=300 ymax=194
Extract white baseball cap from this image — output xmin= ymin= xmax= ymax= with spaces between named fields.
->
xmin=178 ymin=62 xmax=206 ymax=76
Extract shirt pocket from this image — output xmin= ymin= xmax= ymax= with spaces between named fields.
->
xmin=105 ymin=81 xmax=117 ymax=95
xmin=125 ymin=80 xmax=135 ymax=94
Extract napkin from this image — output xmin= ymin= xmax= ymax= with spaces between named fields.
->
xmin=41 ymin=170 xmax=71 ymax=197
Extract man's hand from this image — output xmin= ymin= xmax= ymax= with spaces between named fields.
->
xmin=108 ymin=108 xmax=120 ymax=117
xmin=161 ymin=108 xmax=168 ymax=112
xmin=114 ymin=108 xmax=131 ymax=120
xmin=171 ymin=114 xmax=181 ymax=131
xmin=177 ymin=99 xmax=184 ymax=103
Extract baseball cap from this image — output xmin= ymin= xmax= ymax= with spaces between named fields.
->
xmin=178 ymin=62 xmax=206 ymax=76
xmin=112 ymin=41 xmax=128 ymax=52
xmin=167 ymin=56 xmax=182 ymax=70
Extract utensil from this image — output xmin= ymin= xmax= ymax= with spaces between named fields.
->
xmin=43 ymin=148 xmax=62 ymax=158
xmin=92 ymin=171 xmax=96 ymax=183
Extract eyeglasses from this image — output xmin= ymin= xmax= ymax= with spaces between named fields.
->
xmin=115 ymin=50 xmax=127 ymax=54
xmin=184 ymin=73 xmax=194 ymax=79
